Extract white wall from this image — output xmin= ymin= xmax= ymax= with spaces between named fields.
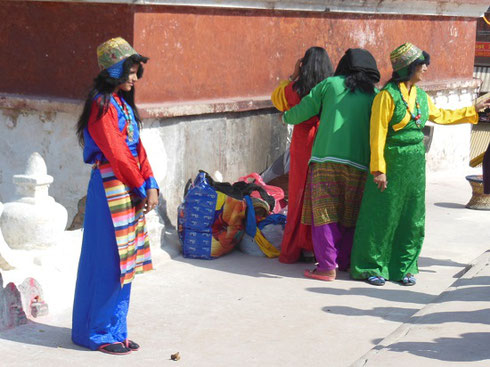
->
xmin=425 ymin=83 xmax=480 ymax=172
xmin=0 ymin=104 xmax=287 ymax=226
xmin=0 ymin=79 xmax=480 ymax=225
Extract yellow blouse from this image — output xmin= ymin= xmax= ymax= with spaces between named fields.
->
xmin=271 ymin=80 xmax=291 ymax=112
xmin=370 ymin=82 xmax=479 ymax=174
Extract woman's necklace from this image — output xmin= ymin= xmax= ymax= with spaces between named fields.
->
xmin=113 ymin=95 xmax=135 ymax=141
xmin=397 ymin=84 xmax=422 ymax=127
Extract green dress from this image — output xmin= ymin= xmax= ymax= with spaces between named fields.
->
xmin=350 ymin=82 xmax=429 ymax=281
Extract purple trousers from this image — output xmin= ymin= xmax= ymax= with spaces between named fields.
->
xmin=312 ymin=222 xmax=354 ymax=272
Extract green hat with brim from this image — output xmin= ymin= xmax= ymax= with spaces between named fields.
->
xmin=97 ymin=37 xmax=138 ymax=71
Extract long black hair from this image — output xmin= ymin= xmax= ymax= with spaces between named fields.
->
xmin=293 ymin=47 xmax=334 ymax=98
xmin=76 ymin=54 xmax=148 ymax=146
xmin=385 ymin=51 xmax=431 ymax=86
xmin=334 ymin=48 xmax=380 ymax=94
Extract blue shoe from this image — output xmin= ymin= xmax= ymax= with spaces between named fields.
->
xmin=401 ymin=274 xmax=416 ymax=286
xmin=367 ymin=276 xmax=385 ymax=286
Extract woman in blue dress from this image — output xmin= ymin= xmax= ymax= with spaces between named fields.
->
xmin=72 ymin=37 xmax=159 ymax=355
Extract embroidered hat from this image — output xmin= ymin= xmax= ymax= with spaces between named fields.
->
xmin=390 ymin=43 xmax=424 ymax=72
xmin=96 ymin=37 xmax=138 ymax=77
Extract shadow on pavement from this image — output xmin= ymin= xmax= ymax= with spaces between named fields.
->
xmin=384 ymin=332 xmax=490 ymax=362
xmin=418 ymin=256 xmax=467 ymax=268
xmin=323 ymin=306 xmax=490 ymax=326
xmin=411 ymin=309 xmax=490 ymax=325
xmin=453 ymin=275 xmax=490 ymax=287
xmin=0 ymin=321 xmax=84 ymax=351
xmin=322 ymin=305 xmax=419 ymax=322
xmin=173 ymin=251 xmax=469 ymax=282
xmin=435 ymin=285 xmax=490 ymax=303
xmin=307 ymin=286 xmax=435 ymax=304
xmin=173 ymin=250 xmax=308 ymax=279
xmin=433 ymin=202 xmax=467 ymax=209
xmin=418 ymin=268 xmax=437 ymax=273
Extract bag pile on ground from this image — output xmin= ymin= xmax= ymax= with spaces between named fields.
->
xmin=178 ymin=171 xmax=286 ymax=259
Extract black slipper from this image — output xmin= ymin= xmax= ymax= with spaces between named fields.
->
xmin=125 ymin=339 xmax=140 ymax=351
xmin=98 ymin=342 xmax=131 ymax=355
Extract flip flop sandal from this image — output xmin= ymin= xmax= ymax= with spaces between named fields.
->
xmin=98 ymin=342 xmax=131 ymax=355
xmin=304 ymin=269 xmax=335 ymax=281
xmin=367 ymin=276 xmax=386 ymax=286
xmin=401 ymin=274 xmax=416 ymax=286
xmin=125 ymin=339 xmax=140 ymax=351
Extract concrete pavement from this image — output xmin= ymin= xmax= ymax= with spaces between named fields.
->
xmin=0 ymin=168 xmax=489 ymax=366
xmin=353 ymin=250 xmax=490 ymax=366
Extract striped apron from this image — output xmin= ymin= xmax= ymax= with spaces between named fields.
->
xmin=98 ymin=162 xmax=153 ymax=285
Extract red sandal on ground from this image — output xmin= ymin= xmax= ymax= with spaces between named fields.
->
xmin=304 ymin=269 xmax=336 ymax=281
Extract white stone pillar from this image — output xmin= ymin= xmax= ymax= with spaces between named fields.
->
xmin=0 ymin=153 xmax=68 ymax=249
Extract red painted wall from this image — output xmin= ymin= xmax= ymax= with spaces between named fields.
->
xmin=134 ymin=8 xmax=476 ymax=104
xmin=1 ymin=1 xmax=134 ymax=99
xmin=0 ymin=2 xmax=477 ymax=105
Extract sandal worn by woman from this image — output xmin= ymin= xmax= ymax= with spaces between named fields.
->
xmin=125 ymin=339 xmax=140 ymax=351
xmin=98 ymin=342 xmax=131 ymax=355
xmin=304 ymin=269 xmax=336 ymax=281
xmin=367 ymin=276 xmax=386 ymax=286
xmin=401 ymin=274 xmax=416 ymax=286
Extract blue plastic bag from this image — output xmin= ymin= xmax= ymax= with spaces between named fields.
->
xmin=178 ymin=172 xmax=246 ymax=259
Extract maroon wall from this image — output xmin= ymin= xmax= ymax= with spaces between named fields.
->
xmin=0 ymin=2 xmax=477 ymax=105
xmin=134 ymin=7 xmax=476 ymax=104
xmin=1 ymin=2 xmax=133 ymax=99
